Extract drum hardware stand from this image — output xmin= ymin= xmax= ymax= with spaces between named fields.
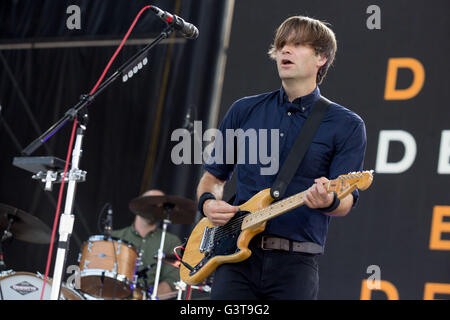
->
xmin=0 ymin=216 xmax=15 ymax=301
xmin=99 ymin=271 xmax=105 ymax=297
xmin=0 ymin=216 xmax=14 ymax=272
xmin=141 ymin=271 xmax=150 ymax=300
xmin=174 ymin=280 xmax=187 ymax=300
xmin=13 ymin=23 xmax=177 ymax=300
xmin=151 ymin=203 xmax=173 ymax=300
xmin=173 ymin=280 xmax=211 ymax=300
xmin=133 ymin=257 xmax=156 ymax=300
xmin=31 ymin=167 xmax=87 ymax=192
xmin=131 ymin=252 xmax=144 ymax=298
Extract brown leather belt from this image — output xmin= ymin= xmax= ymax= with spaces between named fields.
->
xmin=255 ymin=236 xmax=323 ymax=254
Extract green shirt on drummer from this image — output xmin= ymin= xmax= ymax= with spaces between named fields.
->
xmin=112 ymin=224 xmax=181 ymax=291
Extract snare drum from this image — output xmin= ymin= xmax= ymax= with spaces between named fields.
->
xmin=0 ymin=271 xmax=84 ymax=300
xmin=78 ymin=235 xmax=138 ymax=299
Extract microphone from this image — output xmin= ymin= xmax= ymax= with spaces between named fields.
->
xmin=149 ymin=5 xmax=199 ymax=39
xmin=104 ymin=203 xmax=113 ymax=236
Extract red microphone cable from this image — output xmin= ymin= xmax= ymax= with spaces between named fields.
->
xmin=40 ymin=5 xmax=151 ymax=300
xmin=186 ymin=285 xmax=193 ymax=300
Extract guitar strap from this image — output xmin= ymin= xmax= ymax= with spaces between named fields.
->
xmin=270 ymin=95 xmax=331 ymax=200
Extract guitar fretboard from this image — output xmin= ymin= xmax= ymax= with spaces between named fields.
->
xmin=241 ymin=190 xmax=307 ymax=229
xmin=241 ymin=180 xmax=343 ymax=230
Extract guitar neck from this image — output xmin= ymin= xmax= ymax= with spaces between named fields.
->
xmin=241 ymin=190 xmax=307 ymax=229
xmin=241 ymin=180 xmax=344 ymax=230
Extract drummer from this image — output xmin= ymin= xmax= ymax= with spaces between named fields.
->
xmin=112 ymin=189 xmax=181 ymax=297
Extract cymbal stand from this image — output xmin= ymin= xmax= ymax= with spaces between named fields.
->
xmin=0 ymin=216 xmax=14 ymax=301
xmin=150 ymin=203 xmax=173 ymax=300
xmin=0 ymin=216 xmax=14 ymax=272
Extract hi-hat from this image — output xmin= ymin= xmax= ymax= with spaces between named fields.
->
xmin=129 ymin=195 xmax=196 ymax=224
xmin=0 ymin=203 xmax=52 ymax=244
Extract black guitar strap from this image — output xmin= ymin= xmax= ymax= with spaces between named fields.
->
xmin=270 ymin=95 xmax=332 ymax=200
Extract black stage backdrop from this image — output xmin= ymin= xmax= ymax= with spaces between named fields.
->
xmin=1 ymin=0 xmax=449 ymax=300
xmin=219 ymin=0 xmax=450 ymax=300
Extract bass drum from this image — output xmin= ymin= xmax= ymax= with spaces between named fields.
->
xmin=0 ymin=271 xmax=85 ymax=300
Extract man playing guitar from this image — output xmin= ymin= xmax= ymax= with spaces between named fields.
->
xmin=196 ymin=15 xmax=367 ymax=300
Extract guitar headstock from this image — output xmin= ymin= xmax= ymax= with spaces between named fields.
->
xmin=327 ymin=170 xmax=374 ymax=198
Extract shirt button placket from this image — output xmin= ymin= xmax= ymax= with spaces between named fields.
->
xmin=141 ymin=238 xmax=146 ymax=255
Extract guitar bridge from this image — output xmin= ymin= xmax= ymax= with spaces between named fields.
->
xmin=199 ymin=226 xmax=216 ymax=253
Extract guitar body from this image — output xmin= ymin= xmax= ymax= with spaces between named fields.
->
xmin=180 ymin=188 xmax=273 ymax=285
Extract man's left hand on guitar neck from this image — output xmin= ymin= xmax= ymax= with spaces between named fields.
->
xmin=304 ymin=177 xmax=354 ymax=217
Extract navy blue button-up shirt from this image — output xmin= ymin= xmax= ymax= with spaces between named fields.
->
xmin=204 ymin=86 xmax=366 ymax=250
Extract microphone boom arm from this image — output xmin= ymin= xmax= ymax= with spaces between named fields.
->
xmin=21 ymin=24 xmax=175 ymax=156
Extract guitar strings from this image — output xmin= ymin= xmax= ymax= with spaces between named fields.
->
xmin=213 ymin=213 xmax=254 ymax=240
xmin=213 ymin=203 xmax=282 ymax=240
xmin=212 ymin=193 xmax=305 ymax=241
xmin=213 ymin=199 xmax=291 ymax=240
xmin=211 ymin=179 xmax=361 ymax=241
xmin=212 ymin=215 xmax=245 ymax=240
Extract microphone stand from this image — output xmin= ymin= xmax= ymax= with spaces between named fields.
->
xmin=49 ymin=115 xmax=87 ymax=300
xmin=19 ymin=24 xmax=175 ymax=300
xmin=151 ymin=204 xmax=173 ymax=300
xmin=0 ymin=217 xmax=14 ymax=272
xmin=21 ymin=24 xmax=174 ymax=157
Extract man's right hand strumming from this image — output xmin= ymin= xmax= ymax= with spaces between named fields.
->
xmin=197 ymin=171 xmax=239 ymax=226
xmin=203 ymin=199 xmax=239 ymax=226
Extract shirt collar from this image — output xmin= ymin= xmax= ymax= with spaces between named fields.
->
xmin=131 ymin=223 xmax=157 ymax=239
xmin=279 ymin=85 xmax=321 ymax=112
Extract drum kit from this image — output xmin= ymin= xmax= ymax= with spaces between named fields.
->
xmin=0 ymin=195 xmax=211 ymax=300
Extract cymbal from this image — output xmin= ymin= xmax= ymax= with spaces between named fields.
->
xmin=0 ymin=203 xmax=52 ymax=244
xmin=129 ymin=195 xmax=196 ymax=224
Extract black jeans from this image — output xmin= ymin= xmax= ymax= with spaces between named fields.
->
xmin=210 ymin=239 xmax=319 ymax=300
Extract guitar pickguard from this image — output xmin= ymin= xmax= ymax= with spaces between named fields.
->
xmin=190 ymin=211 xmax=250 ymax=275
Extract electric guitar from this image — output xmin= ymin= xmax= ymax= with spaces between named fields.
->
xmin=179 ymin=171 xmax=374 ymax=285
